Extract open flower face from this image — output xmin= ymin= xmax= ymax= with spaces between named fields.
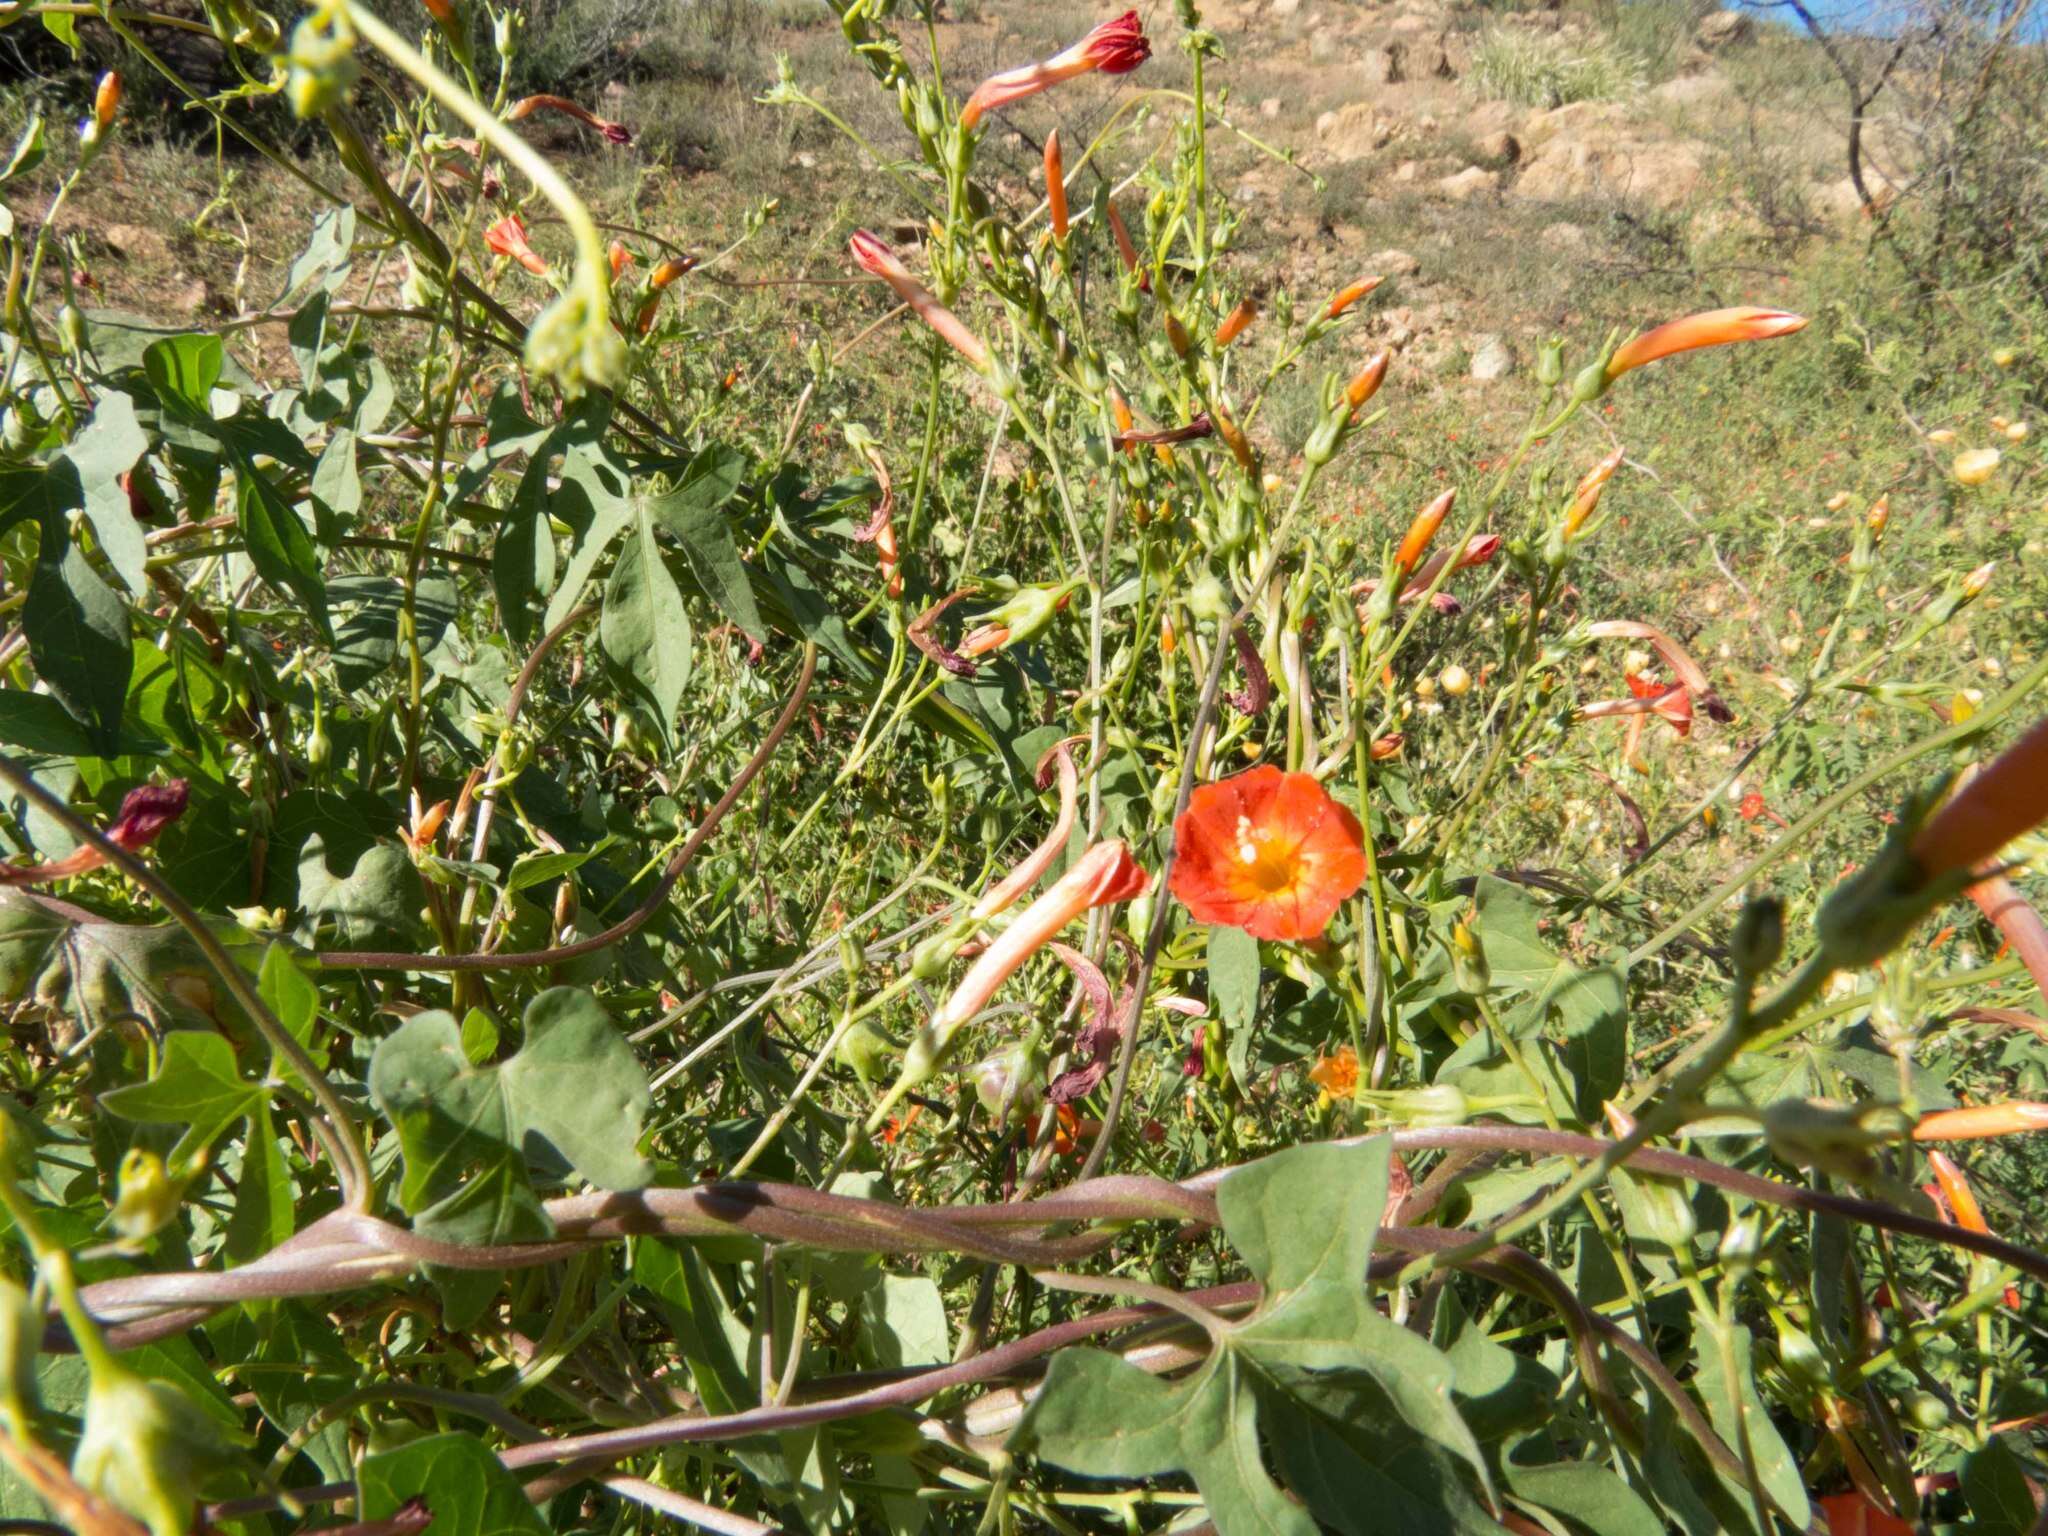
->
xmin=1170 ymin=766 xmax=1366 ymax=941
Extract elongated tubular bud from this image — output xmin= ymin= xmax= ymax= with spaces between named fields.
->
xmin=1044 ymin=129 xmax=1069 ymax=240
xmin=1605 ymin=306 xmax=1808 ymax=380
xmin=1106 ymin=199 xmax=1142 ymax=278
xmin=1326 ymin=275 xmax=1382 ymax=319
xmin=1912 ymin=1101 xmax=2048 ymax=1141
xmin=1393 ymin=488 xmax=1455 ymax=577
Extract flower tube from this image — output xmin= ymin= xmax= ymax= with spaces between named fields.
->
xmin=848 ymin=231 xmax=992 ymax=374
xmin=907 ymin=840 xmax=1149 ymax=1079
xmin=1912 ymin=718 xmax=2048 ymax=880
xmin=1565 ymin=445 xmax=1625 ymax=537
xmin=1214 ymin=299 xmax=1258 ymax=349
xmin=1912 ymin=1101 xmax=2048 ymax=1141
xmin=960 ymin=11 xmax=1151 ymax=130
xmin=507 ymin=93 xmax=632 ymax=146
xmin=1605 ymin=306 xmax=1808 ymax=382
xmin=0 ymin=781 xmax=189 ymax=886
xmin=1585 ymin=618 xmax=1734 ymax=723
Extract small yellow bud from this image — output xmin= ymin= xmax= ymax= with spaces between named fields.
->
xmin=1952 ymin=448 xmax=2000 ymax=487
xmin=1926 ymin=428 xmax=1957 ymax=445
xmin=1439 ymin=663 xmax=1471 ymax=697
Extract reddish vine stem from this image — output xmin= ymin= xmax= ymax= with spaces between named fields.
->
xmin=316 ymin=641 xmax=817 ymax=972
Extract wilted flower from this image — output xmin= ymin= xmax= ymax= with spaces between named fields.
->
xmin=507 ymin=92 xmax=632 ymax=146
xmin=1604 ymin=306 xmax=1809 ymax=381
xmin=848 ymin=230 xmax=991 ymax=373
xmin=960 ymin=11 xmax=1151 ymax=129
xmin=0 ymin=780 xmax=189 ymax=886
xmin=1952 ymin=448 xmax=2001 ymax=487
xmin=1169 ymin=766 xmax=1366 ymax=941
xmin=1308 ymin=1044 xmax=1359 ymax=1101
xmin=484 ymin=214 xmax=549 ymax=276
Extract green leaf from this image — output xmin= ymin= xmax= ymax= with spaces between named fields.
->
xmin=368 ymin=986 xmax=652 ymax=1213
xmin=358 ymin=1433 xmax=548 ymax=1536
xmin=1962 ymin=1437 xmax=2037 ymax=1536
xmin=257 ymin=940 xmax=322 ymax=1058
xmin=600 ymin=506 xmax=693 ymax=736
xmin=644 ymin=444 xmax=763 ymax=640
xmin=0 ymin=117 xmax=45 ymax=185
xmin=0 ymin=690 xmax=101 ymax=756
xmin=1691 ymin=1324 xmax=1809 ymax=1531
xmin=310 ymin=424 xmax=362 ymax=535
xmin=543 ymin=434 xmax=633 ymax=631
xmin=505 ymin=845 xmax=602 ymax=892
xmin=1505 ymin=1462 xmax=1665 ymax=1536
xmin=233 ymin=456 xmax=331 ymax=640
xmin=62 ymin=391 xmax=150 ymax=593
xmin=24 ymin=535 xmax=131 ymax=756
xmin=99 ymin=1030 xmax=262 ymax=1167
xmin=224 ymin=1100 xmax=294 ymax=1262
xmin=142 ymin=333 xmax=224 ymax=413
xmin=1264 ymin=1367 xmax=1500 ymax=1535
xmin=1020 ymin=1139 xmax=1490 ymax=1536
xmin=1208 ymin=924 xmax=1259 ymax=1033
xmin=330 ymin=574 xmax=459 ymax=694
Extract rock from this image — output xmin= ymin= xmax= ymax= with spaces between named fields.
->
xmin=1469 ymin=335 xmax=1514 ymax=381
xmin=102 ymin=223 xmax=169 ymax=264
xmin=1270 ymin=0 xmax=1302 ymax=14
xmin=1435 ymin=165 xmax=1497 ymax=201
xmin=1650 ymin=70 xmax=1730 ymax=109
xmin=1367 ymin=247 xmax=1422 ymax=277
xmin=170 ymin=277 xmax=211 ymax=314
xmin=1315 ymin=102 xmax=1396 ymax=161
xmin=1694 ymin=9 xmax=1753 ymax=49
xmin=1309 ymin=27 xmax=1341 ymax=61
xmin=1516 ymin=133 xmax=1704 ymax=211
xmin=1393 ymin=160 xmax=1421 ymax=184
xmin=1474 ymin=129 xmax=1521 ymax=166
xmin=1364 ymin=41 xmax=1406 ymax=85
xmin=1260 ymin=96 xmax=1282 ymax=118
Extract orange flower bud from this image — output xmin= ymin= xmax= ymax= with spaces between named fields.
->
xmin=1159 ymin=613 xmax=1176 ymax=655
xmin=1565 ymin=446 xmax=1625 ymax=537
xmin=1368 ymin=732 xmax=1403 ymax=761
xmin=650 ymin=257 xmax=692 ymax=290
xmin=1605 ymin=306 xmax=1808 ymax=381
xmin=1344 ymin=351 xmax=1390 ymax=412
xmin=1044 ymin=128 xmax=1069 ymax=240
xmin=607 ymin=241 xmax=631 ymax=278
xmin=1106 ymin=199 xmax=1143 ymax=282
xmin=1911 ymin=1100 xmax=2048 ymax=1141
xmin=1213 ymin=406 xmax=1254 ymax=470
xmin=1866 ymin=493 xmax=1889 ymax=535
xmin=1164 ymin=312 xmax=1191 ymax=357
xmin=1214 ymin=299 xmax=1258 ymax=349
xmin=1326 ymin=276 xmax=1383 ymax=320
xmin=94 ymin=72 xmax=122 ymax=132
xmin=1393 ymin=488 xmax=1456 ymax=576
xmin=1911 ymin=718 xmax=2048 ymax=879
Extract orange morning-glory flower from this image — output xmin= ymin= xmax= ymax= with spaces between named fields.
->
xmin=483 ymin=215 xmax=549 ymax=276
xmin=1169 ymin=766 xmax=1367 ymax=941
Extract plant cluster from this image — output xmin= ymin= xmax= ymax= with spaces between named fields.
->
xmin=0 ymin=0 xmax=2041 ymax=1533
